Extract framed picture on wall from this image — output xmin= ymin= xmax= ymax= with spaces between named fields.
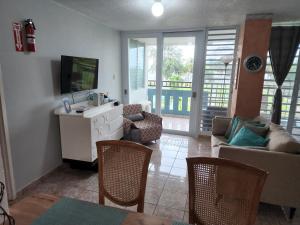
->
xmin=62 ymin=98 xmax=72 ymax=113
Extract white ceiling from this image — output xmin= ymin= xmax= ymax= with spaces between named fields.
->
xmin=54 ymin=0 xmax=300 ymax=31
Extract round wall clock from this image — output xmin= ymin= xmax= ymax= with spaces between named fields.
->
xmin=243 ymin=55 xmax=264 ymax=73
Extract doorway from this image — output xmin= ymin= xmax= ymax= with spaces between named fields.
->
xmin=122 ymin=31 xmax=205 ymax=136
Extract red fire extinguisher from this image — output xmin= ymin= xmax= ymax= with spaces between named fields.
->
xmin=24 ymin=19 xmax=36 ymax=52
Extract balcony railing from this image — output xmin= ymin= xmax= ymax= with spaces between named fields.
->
xmin=147 ymin=80 xmax=228 ymax=131
xmin=148 ymin=80 xmax=192 ymax=115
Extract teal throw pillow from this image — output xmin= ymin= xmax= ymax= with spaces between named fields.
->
xmin=244 ymin=123 xmax=269 ymax=137
xmin=229 ymin=126 xmax=269 ymax=147
xmin=232 ymin=121 xmax=269 ymax=139
xmin=227 ymin=116 xmax=241 ymax=142
xmin=224 ymin=116 xmax=236 ymax=139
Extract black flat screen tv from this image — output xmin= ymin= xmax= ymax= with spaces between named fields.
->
xmin=60 ymin=55 xmax=99 ymax=94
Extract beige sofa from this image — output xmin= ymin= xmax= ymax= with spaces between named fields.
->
xmin=211 ymin=116 xmax=300 ymax=212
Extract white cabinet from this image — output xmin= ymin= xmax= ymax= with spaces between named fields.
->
xmin=55 ymin=102 xmax=123 ymax=162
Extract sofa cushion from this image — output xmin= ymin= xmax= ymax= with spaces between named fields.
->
xmin=125 ymin=113 xmax=144 ymax=122
xmin=269 ymin=122 xmax=285 ymax=132
xmin=211 ymin=135 xmax=229 ymax=147
xmin=267 ymin=128 xmax=300 ymax=154
xmin=229 ymin=127 xmax=269 ymax=147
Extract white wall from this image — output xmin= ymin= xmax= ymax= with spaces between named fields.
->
xmin=0 ymin=149 xmax=8 ymax=215
xmin=0 ymin=0 xmax=121 ymax=191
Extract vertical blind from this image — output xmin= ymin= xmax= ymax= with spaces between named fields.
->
xmin=129 ymin=39 xmax=145 ymax=90
xmin=200 ymin=28 xmax=237 ymax=132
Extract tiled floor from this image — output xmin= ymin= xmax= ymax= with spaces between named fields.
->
xmin=162 ymin=115 xmax=189 ymax=132
xmin=18 ymin=133 xmax=299 ymax=224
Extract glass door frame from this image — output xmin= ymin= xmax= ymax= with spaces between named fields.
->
xmin=121 ymin=30 xmax=206 ymax=137
xmin=121 ymin=32 xmax=163 ymax=114
xmin=161 ymin=31 xmax=205 ymax=136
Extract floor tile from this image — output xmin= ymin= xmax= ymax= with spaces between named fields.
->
xmin=169 ymin=167 xmax=188 ymax=178
xmin=145 ymin=186 xmax=162 ymax=205
xmin=173 ymin=159 xmax=187 ymax=169
xmin=146 ymin=175 xmax=167 ymax=190
xmin=26 ymin=181 xmax=62 ymax=195
xmin=183 ymin=211 xmax=189 ymax=223
xmin=77 ymin=190 xmax=98 ymax=204
xmin=159 ymin=144 xmax=180 ymax=152
xmin=158 ymin=190 xmax=187 ymax=210
xmin=151 ymin=156 xmax=175 ymax=167
xmin=144 ymin=203 xmax=156 ymax=215
xmin=149 ymin=165 xmax=172 ymax=175
xmin=152 ymin=150 xmax=178 ymax=159
xmin=154 ymin=206 xmax=185 ymax=221
xmin=164 ymin=177 xmax=188 ymax=193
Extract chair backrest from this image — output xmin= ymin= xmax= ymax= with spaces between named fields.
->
xmin=123 ymin=104 xmax=143 ymax=116
xmin=96 ymin=140 xmax=152 ymax=212
xmin=186 ymin=157 xmax=268 ymax=225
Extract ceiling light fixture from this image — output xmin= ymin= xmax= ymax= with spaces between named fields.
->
xmin=152 ymin=0 xmax=164 ymax=17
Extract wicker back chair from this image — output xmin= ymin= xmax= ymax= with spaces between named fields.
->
xmin=96 ymin=140 xmax=152 ymax=213
xmin=186 ymin=157 xmax=268 ymax=225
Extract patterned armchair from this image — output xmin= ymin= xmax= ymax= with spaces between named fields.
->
xmin=123 ymin=104 xmax=162 ymax=143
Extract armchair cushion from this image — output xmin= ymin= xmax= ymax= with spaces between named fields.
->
xmin=212 ymin=117 xmax=231 ymax=136
xmin=143 ymin=111 xmax=162 ymax=124
xmin=125 ymin=113 xmax=144 ymax=122
xmin=123 ymin=104 xmax=142 ymax=116
xmin=134 ymin=120 xmax=162 ymax=143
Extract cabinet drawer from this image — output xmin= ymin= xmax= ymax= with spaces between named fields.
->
xmin=92 ymin=127 xmax=123 ymax=151
xmin=91 ymin=105 xmax=123 ymax=126
xmin=91 ymin=114 xmax=105 ymax=126
xmin=92 ymin=115 xmax=122 ymax=132
xmin=91 ymin=127 xmax=105 ymax=143
xmin=107 ymin=127 xmax=123 ymax=140
xmin=110 ymin=105 xmax=123 ymax=121
xmin=109 ymin=116 xmax=123 ymax=132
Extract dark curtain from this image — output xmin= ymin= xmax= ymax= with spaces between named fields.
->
xmin=269 ymin=26 xmax=300 ymax=124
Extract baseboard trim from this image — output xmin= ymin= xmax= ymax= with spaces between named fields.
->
xmin=11 ymin=164 xmax=64 ymax=204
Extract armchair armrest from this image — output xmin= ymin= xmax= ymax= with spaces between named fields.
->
xmin=212 ymin=116 xmax=232 ymax=136
xmin=143 ymin=111 xmax=162 ymax=125
xmin=123 ymin=118 xmax=135 ymax=134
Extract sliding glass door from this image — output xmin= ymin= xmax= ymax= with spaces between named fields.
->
xmin=127 ymin=37 xmax=158 ymax=108
xmin=161 ymin=34 xmax=197 ymax=132
xmin=122 ymin=31 xmax=207 ymax=136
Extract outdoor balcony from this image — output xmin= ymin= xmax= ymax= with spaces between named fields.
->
xmin=147 ymin=80 xmax=228 ymax=132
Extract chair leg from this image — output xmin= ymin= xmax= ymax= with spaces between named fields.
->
xmin=289 ymin=207 xmax=296 ymax=220
xmin=137 ymin=201 xmax=144 ymax=213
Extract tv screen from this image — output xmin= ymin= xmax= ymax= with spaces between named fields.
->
xmin=60 ymin=55 xmax=99 ymax=94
